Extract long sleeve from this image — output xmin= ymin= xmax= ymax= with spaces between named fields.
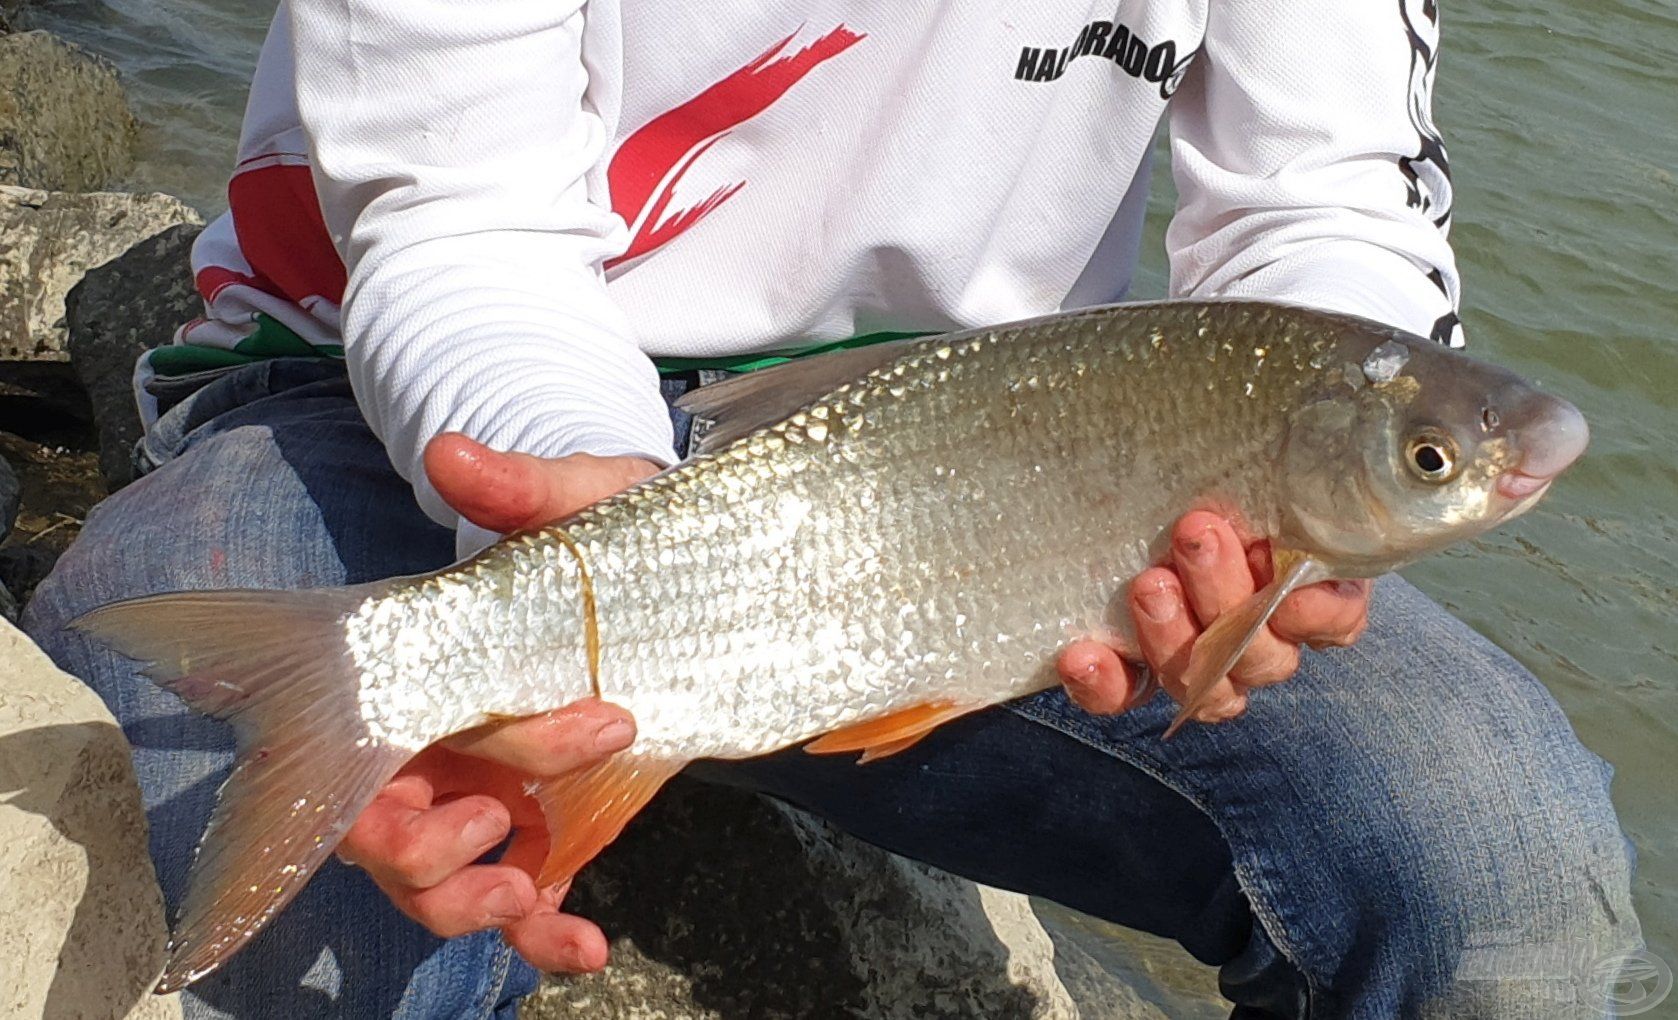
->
xmin=287 ymin=0 xmax=674 ymax=548
xmin=1166 ymin=0 xmax=1464 ymax=346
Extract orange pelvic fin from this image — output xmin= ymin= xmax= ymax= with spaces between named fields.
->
xmin=804 ymin=700 xmax=979 ymax=762
xmin=533 ymin=754 xmax=684 ymax=887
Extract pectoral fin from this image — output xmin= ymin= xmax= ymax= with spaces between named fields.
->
xmin=805 ymin=700 xmax=981 ymax=763
xmin=1164 ymin=553 xmax=1330 ymax=739
xmin=532 ymin=755 xmax=685 ymax=886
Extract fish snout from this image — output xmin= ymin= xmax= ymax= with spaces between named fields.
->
xmin=1497 ymin=392 xmax=1589 ymax=500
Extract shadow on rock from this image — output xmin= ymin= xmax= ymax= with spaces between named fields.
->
xmin=0 ymin=721 xmax=169 ymax=1020
xmin=544 ymin=777 xmax=1046 ymax=1019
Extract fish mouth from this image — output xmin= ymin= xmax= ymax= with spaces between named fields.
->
xmin=1496 ymin=470 xmax=1554 ymax=502
xmin=1496 ymin=392 xmax=1588 ymax=506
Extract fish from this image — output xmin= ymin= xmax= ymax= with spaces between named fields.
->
xmin=71 ymin=299 xmax=1588 ymax=991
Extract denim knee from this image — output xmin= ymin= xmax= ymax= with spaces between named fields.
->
xmin=1406 ymin=745 xmax=1640 ymax=1018
xmin=1285 ymin=648 xmax=1640 ymax=1016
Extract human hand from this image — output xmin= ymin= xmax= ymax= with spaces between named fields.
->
xmin=337 ymin=705 xmax=635 ymax=971
xmin=1055 ymin=510 xmax=1370 ymax=723
xmin=336 ymin=434 xmax=659 ymax=972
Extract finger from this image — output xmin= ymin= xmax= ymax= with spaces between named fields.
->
xmin=348 ymin=793 xmax=512 ymax=890
xmin=444 ymin=700 xmax=636 ymax=777
xmin=1191 ymin=687 xmax=1250 ymax=725
xmin=504 ymin=909 xmax=611 ymax=973
xmin=388 ymin=864 xmax=539 ymax=939
xmin=1171 ymin=512 xmax=1256 ymax=629
xmin=1130 ymin=569 xmax=1204 ymax=700
xmin=1223 ymin=549 xmax=1306 ymax=686
xmin=1055 ymin=641 xmax=1139 ymax=715
xmin=1172 ymin=516 xmax=1302 ymax=689
xmin=424 ymin=436 xmax=660 ymax=533
xmin=423 ymin=433 xmax=557 ymax=534
xmin=1132 ymin=569 xmax=1248 ymax=720
xmin=1269 ymin=580 xmax=1371 ymax=648
xmin=339 ymin=773 xmax=435 ymax=866
xmin=1227 ymin=634 xmax=1300 ymax=689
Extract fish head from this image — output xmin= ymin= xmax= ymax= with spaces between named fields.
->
xmin=1278 ymin=332 xmax=1588 ymax=575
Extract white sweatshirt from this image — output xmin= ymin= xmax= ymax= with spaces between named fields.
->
xmin=159 ymin=0 xmax=1461 ymax=548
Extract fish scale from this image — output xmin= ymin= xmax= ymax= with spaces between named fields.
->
xmin=74 ymin=299 xmax=1586 ymax=990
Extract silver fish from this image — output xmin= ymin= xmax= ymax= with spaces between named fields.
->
xmin=74 ymin=300 xmax=1588 ymax=990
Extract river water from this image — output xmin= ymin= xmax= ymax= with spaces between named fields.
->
xmin=15 ymin=0 xmax=1678 ymax=1010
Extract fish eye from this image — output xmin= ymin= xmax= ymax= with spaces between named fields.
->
xmin=1405 ymin=430 xmax=1461 ymax=484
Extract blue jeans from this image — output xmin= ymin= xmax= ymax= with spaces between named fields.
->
xmin=24 ymin=360 xmax=1641 ymax=1018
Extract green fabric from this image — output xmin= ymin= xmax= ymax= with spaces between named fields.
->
xmin=146 ymin=344 xmax=269 ymax=375
xmin=652 ymin=330 xmax=934 ymax=375
xmin=231 ymin=314 xmax=342 ymax=358
xmin=150 ymin=318 xmax=924 ymax=379
xmin=148 ymin=315 xmax=343 ymax=378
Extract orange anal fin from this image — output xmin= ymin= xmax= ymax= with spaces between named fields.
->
xmin=804 ymin=700 xmax=979 ymax=762
xmin=532 ymin=755 xmax=684 ymax=887
xmin=857 ymin=736 xmax=926 ymax=764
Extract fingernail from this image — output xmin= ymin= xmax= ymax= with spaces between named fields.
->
xmin=1333 ymin=580 xmax=1365 ymax=598
xmin=1176 ymin=526 xmax=1218 ymax=568
xmin=593 ymin=718 xmax=635 ymax=753
xmin=462 ymin=811 xmax=505 ymax=851
xmin=484 ymin=882 xmax=522 ymax=924
xmin=1137 ymin=583 xmax=1180 ymax=624
xmin=557 ymin=934 xmax=603 ymax=972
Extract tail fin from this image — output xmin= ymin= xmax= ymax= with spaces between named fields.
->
xmin=72 ymin=585 xmax=416 ymax=993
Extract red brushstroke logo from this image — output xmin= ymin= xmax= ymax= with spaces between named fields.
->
xmin=605 ymin=25 xmax=865 ymax=269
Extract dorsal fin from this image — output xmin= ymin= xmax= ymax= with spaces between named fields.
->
xmin=675 ymin=338 xmax=928 ymax=453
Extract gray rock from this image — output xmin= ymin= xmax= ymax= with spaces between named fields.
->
xmin=64 ymin=221 xmax=203 ymax=488
xmin=526 ymin=778 xmax=1173 ymax=1020
xmin=0 ymin=616 xmax=182 ymax=1019
xmin=0 ymin=30 xmax=137 ymax=192
xmin=0 ymin=450 xmax=17 ymax=541
xmin=0 ymin=184 xmax=201 ymax=365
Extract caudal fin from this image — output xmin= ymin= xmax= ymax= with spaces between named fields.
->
xmin=72 ymin=585 xmax=415 ymax=993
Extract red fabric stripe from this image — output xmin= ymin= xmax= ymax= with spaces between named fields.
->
xmin=606 ymin=25 xmax=864 ymax=265
xmin=228 ymin=163 xmax=347 ymax=305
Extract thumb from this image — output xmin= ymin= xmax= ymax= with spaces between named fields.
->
xmin=423 ymin=433 xmax=659 ymax=534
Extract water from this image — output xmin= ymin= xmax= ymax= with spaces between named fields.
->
xmin=17 ymin=0 xmax=1678 ymax=1006
xmin=16 ymin=0 xmax=266 ymax=212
